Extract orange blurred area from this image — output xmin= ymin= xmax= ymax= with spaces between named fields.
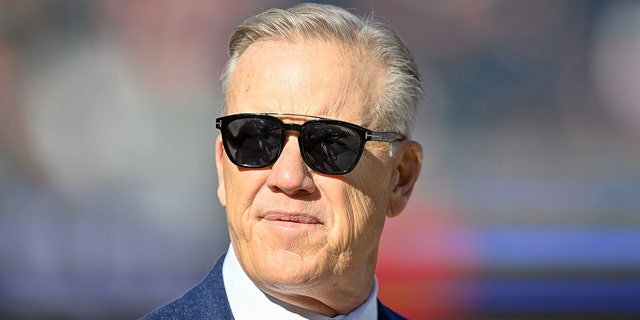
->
xmin=377 ymin=201 xmax=479 ymax=319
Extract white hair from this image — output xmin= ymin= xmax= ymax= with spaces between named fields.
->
xmin=220 ymin=3 xmax=423 ymax=137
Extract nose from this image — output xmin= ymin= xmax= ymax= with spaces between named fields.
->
xmin=266 ymin=135 xmax=316 ymax=195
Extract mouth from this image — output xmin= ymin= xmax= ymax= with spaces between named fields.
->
xmin=262 ymin=213 xmax=322 ymax=225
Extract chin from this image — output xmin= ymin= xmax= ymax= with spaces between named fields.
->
xmin=254 ymin=250 xmax=330 ymax=287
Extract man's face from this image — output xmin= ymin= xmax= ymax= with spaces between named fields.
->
xmin=216 ymin=39 xmax=399 ymax=292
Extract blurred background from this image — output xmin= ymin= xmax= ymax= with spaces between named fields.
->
xmin=1 ymin=0 xmax=639 ymax=319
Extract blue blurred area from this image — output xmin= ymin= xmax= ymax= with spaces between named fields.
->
xmin=478 ymin=227 xmax=640 ymax=267
xmin=474 ymin=280 xmax=640 ymax=312
xmin=1 ymin=0 xmax=639 ymax=319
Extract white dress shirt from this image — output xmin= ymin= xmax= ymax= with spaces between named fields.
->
xmin=222 ymin=244 xmax=379 ymax=320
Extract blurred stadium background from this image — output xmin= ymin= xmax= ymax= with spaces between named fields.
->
xmin=1 ymin=0 xmax=639 ymax=319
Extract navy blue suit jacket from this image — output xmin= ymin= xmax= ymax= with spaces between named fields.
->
xmin=141 ymin=254 xmax=406 ymax=320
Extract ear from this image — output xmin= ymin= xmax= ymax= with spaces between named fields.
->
xmin=215 ymin=135 xmax=227 ymax=207
xmin=388 ymin=140 xmax=423 ymax=217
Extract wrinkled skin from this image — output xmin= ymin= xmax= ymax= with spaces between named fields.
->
xmin=215 ymin=38 xmax=422 ymax=316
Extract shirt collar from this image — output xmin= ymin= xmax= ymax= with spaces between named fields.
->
xmin=222 ymin=244 xmax=378 ymax=320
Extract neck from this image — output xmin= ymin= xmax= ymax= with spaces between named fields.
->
xmin=224 ymin=244 xmax=380 ymax=318
xmin=260 ymin=275 xmax=375 ymax=316
xmin=254 ymin=249 xmax=379 ymax=317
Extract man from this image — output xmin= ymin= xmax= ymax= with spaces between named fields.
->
xmin=142 ymin=2 xmax=422 ymax=319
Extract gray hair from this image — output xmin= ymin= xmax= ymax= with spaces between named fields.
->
xmin=220 ymin=3 xmax=423 ymax=137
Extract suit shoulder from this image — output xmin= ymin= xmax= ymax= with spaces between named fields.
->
xmin=139 ymin=254 xmax=232 ymax=319
xmin=377 ymin=299 xmax=407 ymax=320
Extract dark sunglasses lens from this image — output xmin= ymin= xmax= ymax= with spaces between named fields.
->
xmin=223 ymin=117 xmax=283 ymax=167
xmin=301 ymin=123 xmax=363 ymax=174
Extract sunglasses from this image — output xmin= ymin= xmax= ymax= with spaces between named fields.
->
xmin=216 ymin=113 xmax=405 ymax=175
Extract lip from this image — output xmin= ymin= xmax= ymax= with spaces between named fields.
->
xmin=258 ymin=212 xmax=325 ymax=244
xmin=261 ymin=212 xmax=322 ymax=225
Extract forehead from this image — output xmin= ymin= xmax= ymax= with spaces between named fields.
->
xmin=225 ymin=38 xmax=384 ymax=125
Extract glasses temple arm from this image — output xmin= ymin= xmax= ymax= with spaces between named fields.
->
xmin=367 ymin=131 xmax=405 ymax=142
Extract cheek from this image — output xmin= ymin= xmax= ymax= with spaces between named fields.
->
xmin=333 ymin=154 xmax=394 ymax=245
xmin=223 ymin=162 xmax=263 ymax=207
xmin=329 ymin=177 xmax=389 ymax=251
xmin=223 ymin=165 xmax=264 ymax=238
xmin=350 ymin=189 xmax=384 ymax=234
xmin=350 ymin=152 xmax=395 ymax=212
